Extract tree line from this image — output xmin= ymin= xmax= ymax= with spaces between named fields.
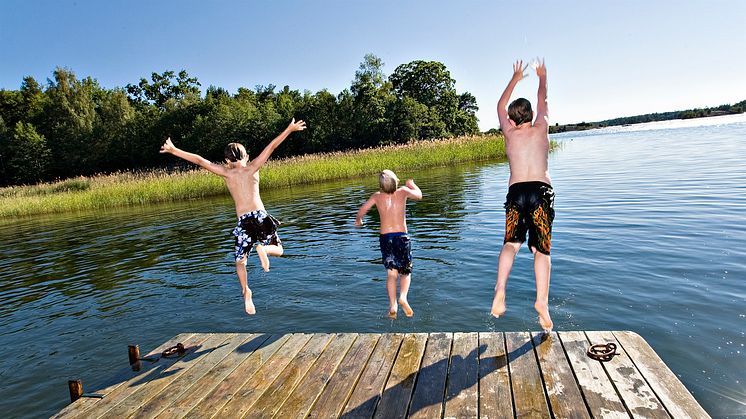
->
xmin=0 ymin=54 xmax=480 ymax=185
xmin=549 ymin=100 xmax=746 ymax=134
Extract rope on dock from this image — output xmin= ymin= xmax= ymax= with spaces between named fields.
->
xmin=587 ymin=342 xmax=617 ymax=362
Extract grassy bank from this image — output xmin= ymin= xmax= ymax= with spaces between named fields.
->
xmin=0 ymin=135 xmax=513 ymax=217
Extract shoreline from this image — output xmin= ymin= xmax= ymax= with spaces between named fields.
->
xmin=0 ymin=135 xmax=514 ymax=218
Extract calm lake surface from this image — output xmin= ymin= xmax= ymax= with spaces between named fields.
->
xmin=1 ymin=114 xmax=745 ymax=417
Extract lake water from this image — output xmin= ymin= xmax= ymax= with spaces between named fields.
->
xmin=1 ymin=114 xmax=745 ymax=417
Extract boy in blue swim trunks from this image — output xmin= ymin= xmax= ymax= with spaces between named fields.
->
xmin=491 ymin=59 xmax=555 ymax=332
xmin=160 ymin=118 xmax=306 ymax=315
xmin=356 ymin=170 xmax=422 ymax=318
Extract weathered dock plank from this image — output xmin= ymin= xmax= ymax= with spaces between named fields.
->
xmin=152 ymin=333 xmax=270 ymax=418
xmin=55 ymin=331 xmax=709 ymax=419
xmin=182 ymin=333 xmax=291 ymax=417
xmin=586 ymin=331 xmax=670 ymax=418
xmin=444 ymin=332 xmax=479 ymax=419
xmin=506 ymin=331 xmax=550 ymax=417
xmin=558 ymin=331 xmax=628 ymax=418
xmin=478 ymin=332 xmax=512 ymax=419
xmin=614 ymin=331 xmax=710 ymax=419
xmin=373 ymin=333 xmax=427 ymax=419
xmin=275 ymin=333 xmax=358 ymax=419
xmin=532 ymin=331 xmax=590 ymax=419
xmin=307 ymin=334 xmax=379 ymax=418
xmin=408 ymin=332 xmax=451 ymax=419
xmin=340 ymin=333 xmax=403 ymax=417
xmin=217 ymin=333 xmax=312 ymax=417
xmin=53 ymin=333 xmax=195 ymax=419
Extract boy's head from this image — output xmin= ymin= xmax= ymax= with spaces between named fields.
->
xmin=508 ymin=98 xmax=533 ymax=126
xmin=224 ymin=143 xmax=248 ymax=163
xmin=379 ymin=170 xmax=399 ymax=194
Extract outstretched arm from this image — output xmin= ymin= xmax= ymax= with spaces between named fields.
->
xmin=160 ymin=138 xmax=228 ymax=177
xmin=355 ymin=195 xmax=377 ymax=226
xmin=534 ymin=59 xmax=549 ymax=127
xmin=403 ymin=179 xmax=423 ymax=201
xmin=497 ymin=60 xmax=528 ymax=130
xmin=247 ymin=118 xmax=306 ymax=172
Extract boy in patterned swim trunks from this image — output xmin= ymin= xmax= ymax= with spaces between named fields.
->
xmin=356 ymin=170 xmax=422 ymax=319
xmin=160 ymin=118 xmax=306 ymax=315
xmin=491 ymin=59 xmax=555 ymax=332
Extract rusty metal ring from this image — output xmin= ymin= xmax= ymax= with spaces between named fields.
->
xmin=161 ymin=343 xmax=185 ymax=358
xmin=587 ymin=342 xmax=617 ymax=362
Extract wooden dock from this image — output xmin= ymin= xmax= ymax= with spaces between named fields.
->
xmin=53 ymin=331 xmax=710 ymax=418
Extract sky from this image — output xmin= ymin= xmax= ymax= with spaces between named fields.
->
xmin=1 ymin=0 xmax=745 ymax=130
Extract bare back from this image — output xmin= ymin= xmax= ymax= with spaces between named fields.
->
xmin=224 ymin=165 xmax=265 ymax=217
xmin=503 ymin=124 xmax=551 ymax=186
xmin=372 ymin=189 xmax=411 ymax=234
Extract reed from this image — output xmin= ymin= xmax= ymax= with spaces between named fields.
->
xmin=0 ymin=134 xmax=512 ymax=217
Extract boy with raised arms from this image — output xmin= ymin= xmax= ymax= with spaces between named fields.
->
xmin=491 ymin=59 xmax=555 ymax=332
xmin=160 ymin=118 xmax=306 ymax=315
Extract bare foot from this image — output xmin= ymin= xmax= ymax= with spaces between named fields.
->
xmin=491 ymin=290 xmax=506 ymax=318
xmin=243 ymin=288 xmax=256 ymax=315
xmin=388 ymin=304 xmax=398 ymax=319
xmin=256 ymin=245 xmax=270 ymax=272
xmin=398 ymin=298 xmax=414 ymax=317
xmin=534 ymin=301 xmax=553 ymax=332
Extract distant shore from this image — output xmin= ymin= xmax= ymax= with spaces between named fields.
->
xmin=0 ymin=135 xmax=521 ymax=218
xmin=548 ymin=102 xmax=745 ymax=134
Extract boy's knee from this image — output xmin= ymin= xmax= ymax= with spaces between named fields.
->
xmin=235 ymin=257 xmax=247 ymax=267
xmin=503 ymin=241 xmax=521 ymax=252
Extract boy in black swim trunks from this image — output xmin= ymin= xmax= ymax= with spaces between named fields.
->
xmin=491 ymin=59 xmax=555 ymax=332
xmin=355 ymin=170 xmax=422 ymax=319
xmin=160 ymin=118 xmax=306 ymax=315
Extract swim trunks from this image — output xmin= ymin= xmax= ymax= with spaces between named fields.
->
xmin=380 ymin=232 xmax=413 ymax=274
xmin=232 ymin=210 xmax=281 ymax=262
xmin=503 ymin=181 xmax=555 ymax=255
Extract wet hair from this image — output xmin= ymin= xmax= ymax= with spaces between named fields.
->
xmin=379 ymin=170 xmax=399 ymax=194
xmin=508 ymin=98 xmax=534 ymax=126
xmin=224 ymin=143 xmax=247 ymax=163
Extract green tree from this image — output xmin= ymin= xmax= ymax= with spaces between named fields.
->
xmin=41 ymin=67 xmax=97 ymax=175
xmin=6 ymin=122 xmax=51 ymax=184
xmin=126 ymin=70 xmax=201 ymax=109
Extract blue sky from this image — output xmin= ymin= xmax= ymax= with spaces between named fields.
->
xmin=1 ymin=0 xmax=744 ymax=130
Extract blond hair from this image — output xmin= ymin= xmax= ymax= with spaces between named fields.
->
xmin=379 ymin=169 xmax=399 ymax=193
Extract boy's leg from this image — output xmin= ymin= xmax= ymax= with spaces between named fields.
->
xmin=491 ymin=241 xmax=521 ymax=317
xmin=235 ymin=257 xmax=256 ymax=315
xmin=532 ymin=249 xmax=553 ymax=332
xmin=398 ymin=273 xmax=414 ymax=317
xmin=386 ymin=269 xmax=398 ymax=318
xmin=255 ymin=238 xmax=283 ymax=272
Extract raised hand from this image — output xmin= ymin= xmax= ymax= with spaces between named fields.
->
xmin=287 ymin=118 xmax=307 ymax=132
xmin=160 ymin=137 xmax=175 ymax=154
xmin=533 ymin=58 xmax=547 ymax=78
xmin=512 ymin=60 xmax=529 ymax=82
xmin=405 ymin=178 xmax=416 ymax=189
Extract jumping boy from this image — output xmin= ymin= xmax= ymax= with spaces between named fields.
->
xmin=160 ymin=118 xmax=306 ymax=315
xmin=355 ymin=170 xmax=422 ymax=319
xmin=491 ymin=59 xmax=555 ymax=332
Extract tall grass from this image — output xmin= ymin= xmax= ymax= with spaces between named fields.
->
xmin=0 ymin=134 xmax=510 ymax=217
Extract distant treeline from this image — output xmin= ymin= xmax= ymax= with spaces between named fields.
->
xmin=549 ymin=100 xmax=746 ymax=133
xmin=0 ymin=54 xmax=480 ymax=186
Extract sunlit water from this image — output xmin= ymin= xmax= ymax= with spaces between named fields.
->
xmin=1 ymin=114 xmax=745 ymax=417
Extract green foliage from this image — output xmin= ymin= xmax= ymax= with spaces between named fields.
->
xmin=0 ymin=135 xmax=512 ymax=217
xmin=0 ymin=55 xmax=482 ymax=187
xmin=6 ymin=122 xmax=51 ymax=184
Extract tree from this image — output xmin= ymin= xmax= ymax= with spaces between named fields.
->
xmin=6 ymin=122 xmax=51 ymax=184
xmin=350 ymin=54 xmax=395 ymax=147
xmin=41 ymin=67 xmax=97 ymax=175
xmin=126 ymin=70 xmax=201 ymax=109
